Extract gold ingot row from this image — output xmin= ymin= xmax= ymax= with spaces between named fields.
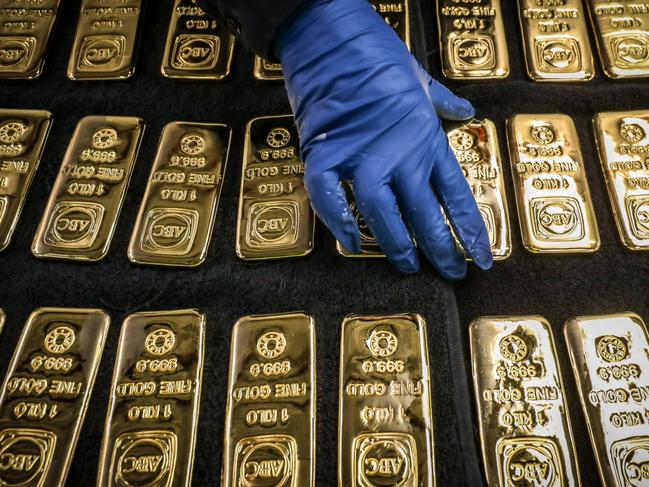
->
xmin=2 ymin=0 xmax=649 ymax=81
xmin=3 ymin=110 xmax=649 ymax=265
xmin=0 ymin=308 xmax=647 ymax=486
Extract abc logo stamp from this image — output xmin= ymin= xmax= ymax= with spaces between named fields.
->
xmin=497 ymin=437 xmax=563 ymax=487
xmin=77 ymin=35 xmax=126 ymax=71
xmin=478 ymin=204 xmax=497 ymax=248
xmin=112 ymin=430 xmax=177 ymax=487
xmin=530 ymin=197 xmax=584 ymax=242
xmin=141 ymin=208 xmax=199 ymax=255
xmin=610 ymin=33 xmax=649 ymax=68
xmin=0 ymin=37 xmax=36 ymax=72
xmin=0 ymin=428 xmax=55 ymax=487
xmin=44 ymin=202 xmax=104 ymax=249
xmin=352 ymin=432 xmax=417 ymax=487
xmin=535 ymin=39 xmax=580 ymax=72
xmin=172 ymin=35 xmax=220 ymax=71
xmin=611 ymin=436 xmax=649 ymax=486
xmin=626 ymin=195 xmax=649 ymax=239
xmin=233 ymin=434 xmax=297 ymax=487
xmin=450 ymin=34 xmax=495 ymax=71
xmin=246 ymin=201 xmax=299 ymax=250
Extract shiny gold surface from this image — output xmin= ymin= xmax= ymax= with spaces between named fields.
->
xmin=470 ymin=316 xmax=581 ymax=487
xmin=336 ymin=181 xmax=384 ymax=257
xmin=0 ymin=307 xmax=109 ymax=487
xmin=128 ymin=122 xmax=231 ymax=267
xmin=448 ymin=119 xmax=512 ymax=260
xmin=339 ymin=314 xmax=435 ymax=487
xmin=161 ymin=0 xmax=235 ymax=80
xmin=32 ymin=116 xmax=145 ymax=261
xmin=437 ymin=0 xmax=510 ymax=80
xmin=587 ymin=0 xmax=649 ymax=79
xmin=97 ymin=310 xmax=205 ymax=487
xmin=0 ymin=0 xmax=60 ymax=79
xmin=565 ymin=313 xmax=649 ymax=487
xmin=507 ymin=114 xmax=600 ymax=253
xmin=0 ymin=309 xmax=4 ymax=335
xmin=518 ymin=0 xmax=595 ymax=82
xmin=594 ymin=111 xmax=649 ymax=250
xmin=0 ymin=110 xmax=52 ymax=252
xmin=236 ymin=116 xmax=314 ymax=260
xmin=67 ymin=0 xmax=142 ymax=80
xmin=222 ymin=312 xmax=316 ymax=487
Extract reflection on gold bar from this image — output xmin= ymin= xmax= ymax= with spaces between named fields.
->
xmin=507 ymin=114 xmax=599 ymax=253
xmin=518 ymin=0 xmax=595 ymax=82
xmin=0 ymin=0 xmax=61 ymax=79
xmin=32 ymin=116 xmax=145 ymax=261
xmin=339 ymin=315 xmax=435 ymax=487
xmin=437 ymin=0 xmax=509 ymax=80
xmin=0 ymin=110 xmax=52 ymax=252
xmin=222 ymin=313 xmax=315 ymax=487
xmin=128 ymin=122 xmax=231 ymax=267
xmin=594 ymin=111 xmax=649 ymax=250
xmin=336 ymin=181 xmax=385 ymax=257
xmin=0 ymin=308 xmax=109 ymax=486
xmin=0 ymin=309 xmax=4 ymax=335
xmin=565 ymin=313 xmax=649 ymax=487
xmin=587 ymin=0 xmax=649 ymax=79
xmin=253 ymin=56 xmax=284 ymax=81
xmin=97 ymin=310 xmax=205 ymax=487
xmin=470 ymin=316 xmax=581 ymax=487
xmin=161 ymin=0 xmax=235 ymax=80
xmin=237 ymin=116 xmax=314 ymax=260
xmin=67 ymin=0 xmax=143 ymax=80
xmin=448 ymin=119 xmax=511 ymax=260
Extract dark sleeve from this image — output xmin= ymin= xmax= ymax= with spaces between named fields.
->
xmin=200 ymin=0 xmax=312 ymax=60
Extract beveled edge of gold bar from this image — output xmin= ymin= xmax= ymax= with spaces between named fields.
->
xmin=0 ymin=109 xmax=53 ymax=253
xmin=335 ymin=240 xmax=385 ymax=258
xmin=127 ymin=122 xmax=232 ymax=268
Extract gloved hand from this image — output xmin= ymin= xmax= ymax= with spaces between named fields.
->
xmin=275 ymin=0 xmax=493 ymax=279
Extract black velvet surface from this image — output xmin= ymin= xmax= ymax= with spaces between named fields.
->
xmin=0 ymin=1 xmax=487 ymax=485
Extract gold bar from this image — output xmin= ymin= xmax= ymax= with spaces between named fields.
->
xmin=448 ymin=119 xmax=512 ymax=260
xmin=0 ymin=307 xmax=109 ymax=486
xmin=128 ymin=122 xmax=231 ymax=267
xmin=437 ymin=0 xmax=509 ymax=80
xmin=339 ymin=314 xmax=435 ymax=487
xmin=97 ymin=309 xmax=205 ymax=487
xmin=594 ymin=111 xmax=649 ymax=250
xmin=253 ymin=57 xmax=284 ymax=81
xmin=507 ymin=113 xmax=599 ymax=253
xmin=236 ymin=116 xmax=314 ymax=260
xmin=0 ymin=110 xmax=52 ymax=252
xmin=564 ymin=313 xmax=649 ymax=487
xmin=222 ymin=312 xmax=315 ymax=487
xmin=0 ymin=0 xmax=61 ymax=79
xmin=518 ymin=0 xmax=595 ymax=82
xmin=161 ymin=0 xmax=235 ymax=80
xmin=587 ymin=0 xmax=649 ymax=79
xmin=336 ymin=181 xmax=385 ymax=257
xmin=470 ymin=316 xmax=581 ymax=486
xmin=67 ymin=0 xmax=143 ymax=80
xmin=32 ymin=116 xmax=145 ymax=262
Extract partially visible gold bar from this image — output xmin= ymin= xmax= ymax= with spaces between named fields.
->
xmin=67 ymin=0 xmax=143 ymax=80
xmin=564 ymin=313 xmax=649 ymax=487
xmin=0 ymin=0 xmax=61 ymax=79
xmin=128 ymin=122 xmax=231 ymax=267
xmin=97 ymin=309 xmax=205 ymax=487
xmin=222 ymin=312 xmax=315 ymax=487
xmin=0 ymin=309 xmax=4 ymax=335
xmin=518 ymin=0 xmax=595 ymax=82
xmin=0 ymin=307 xmax=109 ymax=487
xmin=594 ymin=111 xmax=649 ymax=250
xmin=336 ymin=181 xmax=385 ymax=257
xmin=0 ymin=110 xmax=52 ymax=252
xmin=470 ymin=316 xmax=581 ymax=486
xmin=339 ymin=314 xmax=435 ymax=487
xmin=161 ymin=0 xmax=235 ymax=80
xmin=236 ymin=116 xmax=314 ymax=260
xmin=448 ymin=119 xmax=511 ymax=260
xmin=508 ymin=114 xmax=600 ymax=253
xmin=437 ymin=0 xmax=510 ymax=80
xmin=587 ymin=0 xmax=649 ymax=79
xmin=253 ymin=57 xmax=284 ymax=81
xmin=32 ymin=116 xmax=145 ymax=261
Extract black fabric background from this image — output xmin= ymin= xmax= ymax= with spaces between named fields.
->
xmin=0 ymin=1 xmax=646 ymax=485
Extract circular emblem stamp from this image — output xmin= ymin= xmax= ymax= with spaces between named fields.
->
xmin=620 ymin=123 xmax=646 ymax=143
xmin=145 ymin=328 xmax=176 ymax=356
xmin=266 ymin=128 xmax=291 ymax=148
xmin=180 ymin=133 xmax=205 ymax=155
xmin=92 ymin=128 xmax=118 ymax=149
xmin=257 ymin=331 xmax=287 ymax=359
xmin=449 ymin=130 xmax=475 ymax=151
xmin=44 ymin=325 xmax=76 ymax=354
xmin=366 ymin=329 xmax=399 ymax=358
xmin=531 ymin=125 xmax=555 ymax=145
xmin=0 ymin=121 xmax=27 ymax=144
xmin=499 ymin=334 xmax=529 ymax=362
xmin=596 ymin=335 xmax=629 ymax=363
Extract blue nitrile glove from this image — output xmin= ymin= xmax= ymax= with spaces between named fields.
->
xmin=275 ymin=0 xmax=493 ymax=279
